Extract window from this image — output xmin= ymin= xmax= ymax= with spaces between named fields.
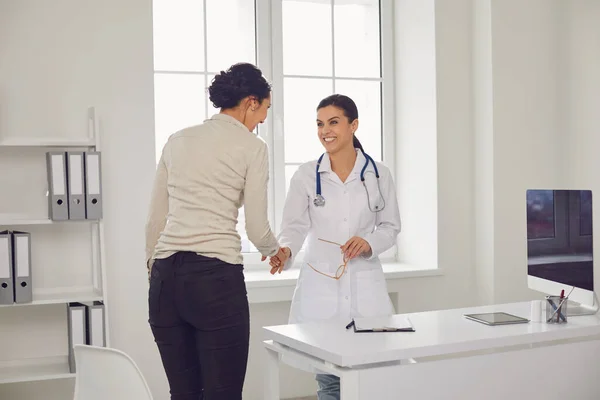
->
xmin=152 ymin=0 xmax=395 ymax=265
xmin=153 ymin=0 xmax=256 ymax=164
xmin=152 ymin=0 xmax=259 ymax=253
xmin=280 ymin=0 xmax=383 ymax=190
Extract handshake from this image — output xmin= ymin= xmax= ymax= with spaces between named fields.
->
xmin=261 ymin=247 xmax=292 ymax=275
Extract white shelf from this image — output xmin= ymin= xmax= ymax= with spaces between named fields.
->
xmin=0 ymin=287 xmax=103 ymax=308
xmin=0 ymin=214 xmax=99 ymax=226
xmin=0 ymin=217 xmax=53 ymax=226
xmin=0 ymin=137 xmax=95 ymax=148
xmin=0 ymin=106 xmax=108 ymax=389
xmin=0 ymin=356 xmax=74 ymax=384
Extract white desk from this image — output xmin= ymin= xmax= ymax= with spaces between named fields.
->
xmin=263 ymin=302 xmax=600 ymax=400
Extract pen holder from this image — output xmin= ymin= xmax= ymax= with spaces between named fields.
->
xmin=545 ymin=295 xmax=568 ymax=324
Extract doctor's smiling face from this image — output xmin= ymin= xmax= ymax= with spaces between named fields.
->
xmin=316 ymin=105 xmax=358 ymax=155
xmin=316 ymin=94 xmax=360 ymax=155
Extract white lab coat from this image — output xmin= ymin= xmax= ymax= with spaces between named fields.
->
xmin=279 ymin=149 xmax=402 ymax=324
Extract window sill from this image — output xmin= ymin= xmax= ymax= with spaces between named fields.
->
xmin=244 ymin=262 xmax=443 ymax=304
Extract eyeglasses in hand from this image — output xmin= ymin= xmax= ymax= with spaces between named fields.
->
xmin=307 ymin=238 xmax=348 ymax=280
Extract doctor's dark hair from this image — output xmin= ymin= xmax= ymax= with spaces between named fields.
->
xmin=208 ymin=63 xmax=271 ymax=109
xmin=317 ymin=94 xmax=364 ymax=152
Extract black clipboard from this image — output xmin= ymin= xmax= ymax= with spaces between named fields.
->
xmin=346 ymin=316 xmax=416 ymax=333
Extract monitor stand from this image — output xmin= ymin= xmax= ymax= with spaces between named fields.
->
xmin=566 ymin=292 xmax=600 ymax=317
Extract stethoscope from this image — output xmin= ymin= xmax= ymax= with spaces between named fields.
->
xmin=313 ymin=149 xmax=386 ymax=212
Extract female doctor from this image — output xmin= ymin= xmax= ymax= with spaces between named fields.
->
xmin=269 ymin=94 xmax=401 ymax=400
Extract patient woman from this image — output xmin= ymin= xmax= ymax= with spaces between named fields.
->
xmin=146 ymin=62 xmax=288 ymax=400
xmin=268 ymin=94 xmax=401 ymax=400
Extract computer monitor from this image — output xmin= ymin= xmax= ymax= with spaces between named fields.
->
xmin=526 ymin=189 xmax=595 ymax=313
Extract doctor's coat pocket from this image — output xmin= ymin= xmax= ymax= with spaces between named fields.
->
xmin=355 ymin=270 xmax=393 ymax=317
xmin=299 ymin=264 xmax=339 ymax=320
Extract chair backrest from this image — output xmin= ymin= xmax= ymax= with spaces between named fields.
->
xmin=73 ymin=344 xmax=153 ymax=400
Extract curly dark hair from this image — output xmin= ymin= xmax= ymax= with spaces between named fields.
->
xmin=208 ymin=63 xmax=271 ymax=109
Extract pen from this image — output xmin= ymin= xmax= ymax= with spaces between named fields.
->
xmin=345 ymin=320 xmax=355 ymax=330
xmin=557 ymin=289 xmax=565 ymax=323
xmin=546 ymin=298 xmax=566 ymax=322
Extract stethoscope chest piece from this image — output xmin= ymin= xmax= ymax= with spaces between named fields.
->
xmin=314 ymin=194 xmax=325 ymax=207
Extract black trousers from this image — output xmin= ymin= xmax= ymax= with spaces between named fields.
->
xmin=148 ymin=252 xmax=250 ymax=400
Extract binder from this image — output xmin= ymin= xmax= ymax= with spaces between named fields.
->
xmin=0 ymin=231 xmax=14 ymax=305
xmin=12 ymin=231 xmax=32 ymax=304
xmin=67 ymin=302 xmax=87 ymax=373
xmin=84 ymin=151 xmax=103 ymax=220
xmin=46 ymin=152 xmax=69 ymax=220
xmin=66 ymin=152 xmax=86 ymax=220
xmin=85 ymin=301 xmax=106 ymax=347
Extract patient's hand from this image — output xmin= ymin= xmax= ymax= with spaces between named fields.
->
xmin=268 ymin=247 xmax=291 ymax=275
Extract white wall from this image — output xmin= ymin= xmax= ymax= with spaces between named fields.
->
xmin=487 ymin=0 xmax=567 ymax=303
xmin=2 ymin=0 xmax=600 ymax=399
xmin=562 ymin=0 xmax=600 ymax=297
xmin=472 ymin=0 xmax=496 ymax=306
xmin=391 ymin=0 xmax=476 ymax=314
xmin=474 ymin=0 xmax=563 ymax=303
xmin=0 ymin=0 xmax=160 ymax=399
xmin=472 ymin=0 xmax=600 ymax=305
xmin=396 ymin=0 xmax=600 ymax=311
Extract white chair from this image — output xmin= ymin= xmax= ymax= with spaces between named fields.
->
xmin=73 ymin=344 xmax=153 ymax=400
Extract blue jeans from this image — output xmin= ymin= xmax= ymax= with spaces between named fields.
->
xmin=316 ymin=374 xmax=340 ymax=400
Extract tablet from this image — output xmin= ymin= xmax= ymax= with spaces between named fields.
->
xmin=463 ymin=312 xmax=530 ymax=326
